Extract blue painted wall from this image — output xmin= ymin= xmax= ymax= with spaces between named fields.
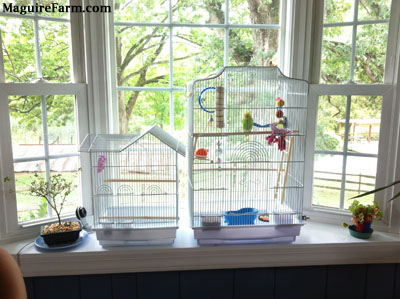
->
xmin=24 ymin=264 xmax=400 ymax=299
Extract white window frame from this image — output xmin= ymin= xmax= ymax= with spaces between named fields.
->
xmin=0 ymin=0 xmax=94 ymax=242
xmin=301 ymin=0 xmax=400 ymax=232
xmin=106 ymin=0 xmax=292 ymax=132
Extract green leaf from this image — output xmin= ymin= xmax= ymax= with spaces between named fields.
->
xmin=388 ymin=190 xmax=400 ymax=202
xmin=350 ymin=180 xmax=400 ymax=199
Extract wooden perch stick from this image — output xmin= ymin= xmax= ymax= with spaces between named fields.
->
xmin=281 ymin=136 xmax=294 ymax=204
xmin=99 ymin=216 xmax=178 ymax=220
xmin=192 ymin=130 xmax=299 ymax=137
xmin=104 ymin=179 xmax=176 ymax=183
xmin=194 ymin=168 xmax=280 ymax=172
xmin=274 ymin=150 xmax=285 ymax=200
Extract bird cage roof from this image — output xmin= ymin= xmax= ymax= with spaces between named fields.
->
xmin=79 ymin=133 xmax=139 ymax=153
xmin=185 ymin=66 xmax=309 ymax=96
xmin=79 ymin=125 xmax=186 ymax=156
xmin=121 ymin=125 xmax=186 ymax=156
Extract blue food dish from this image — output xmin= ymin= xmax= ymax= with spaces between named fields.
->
xmin=224 ymin=208 xmax=258 ymax=225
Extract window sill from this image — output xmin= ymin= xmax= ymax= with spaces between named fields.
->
xmin=3 ymin=221 xmax=400 ymax=277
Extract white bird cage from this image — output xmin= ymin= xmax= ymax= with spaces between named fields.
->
xmin=80 ymin=125 xmax=185 ymax=246
xmin=186 ymin=66 xmax=309 ymax=245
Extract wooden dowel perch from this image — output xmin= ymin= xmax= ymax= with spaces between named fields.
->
xmin=99 ymin=216 xmax=178 ymax=220
xmin=192 ymin=130 xmax=299 ymax=137
xmin=194 ymin=168 xmax=280 ymax=172
xmin=281 ymin=136 xmax=294 ymax=204
xmin=104 ymin=179 xmax=176 ymax=183
xmin=274 ymin=150 xmax=286 ymax=200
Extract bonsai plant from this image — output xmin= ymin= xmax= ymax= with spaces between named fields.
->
xmin=343 ymin=200 xmax=383 ymax=239
xmin=29 ymin=173 xmax=81 ymax=246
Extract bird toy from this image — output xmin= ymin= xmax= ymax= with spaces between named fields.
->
xmin=266 ymin=124 xmax=292 ymax=151
xmin=199 ymin=86 xmax=225 ymax=128
xmin=195 ymin=148 xmax=208 ymax=160
xmin=97 ymin=153 xmax=107 ymax=173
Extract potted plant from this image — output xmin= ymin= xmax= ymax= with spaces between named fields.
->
xmin=343 ymin=200 xmax=382 ymax=239
xmin=29 ymin=173 xmax=82 ymax=246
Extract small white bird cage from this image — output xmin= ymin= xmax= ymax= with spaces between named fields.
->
xmin=186 ymin=66 xmax=309 ymax=245
xmin=80 ymin=125 xmax=185 ymax=246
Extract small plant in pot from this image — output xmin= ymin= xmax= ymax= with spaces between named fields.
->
xmin=29 ymin=173 xmax=81 ymax=246
xmin=343 ymin=200 xmax=382 ymax=239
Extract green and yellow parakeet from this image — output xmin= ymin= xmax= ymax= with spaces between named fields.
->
xmin=242 ymin=112 xmax=253 ymax=140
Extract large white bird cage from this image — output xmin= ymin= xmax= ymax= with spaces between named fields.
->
xmin=80 ymin=125 xmax=185 ymax=246
xmin=186 ymin=66 xmax=309 ymax=245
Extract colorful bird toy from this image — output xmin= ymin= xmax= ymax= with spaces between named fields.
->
xmin=266 ymin=124 xmax=292 ymax=151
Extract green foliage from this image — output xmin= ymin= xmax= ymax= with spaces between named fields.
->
xmin=29 ymin=173 xmax=73 ymax=225
xmin=348 ymin=199 xmax=382 ymax=223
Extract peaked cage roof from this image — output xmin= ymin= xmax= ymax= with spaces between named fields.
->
xmin=121 ymin=125 xmax=186 ymax=156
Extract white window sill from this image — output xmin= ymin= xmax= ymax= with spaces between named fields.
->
xmin=3 ymin=221 xmax=400 ymax=277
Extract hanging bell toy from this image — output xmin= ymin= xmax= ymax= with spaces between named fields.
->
xmin=208 ymin=114 xmax=214 ymax=127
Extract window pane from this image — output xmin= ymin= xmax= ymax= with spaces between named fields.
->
xmin=348 ymin=96 xmax=382 ymax=154
xmin=14 ymin=162 xmax=47 ymax=222
xmin=173 ymin=27 xmax=223 ymax=87
xmin=324 ymin=0 xmax=354 ymax=24
xmin=46 ymin=95 xmax=77 ymax=155
xmin=230 ymin=0 xmax=280 ymax=24
xmin=118 ymin=91 xmax=170 ymax=133
xmin=0 ymin=17 xmax=36 ymax=82
xmin=358 ymin=0 xmax=391 ymax=21
xmin=115 ymin=26 xmax=169 ymax=87
xmin=173 ymin=92 xmax=187 ymax=133
xmin=37 ymin=0 xmax=70 ymax=18
xmin=39 ymin=20 xmax=72 ymax=82
xmin=114 ymin=0 xmax=168 ymax=23
xmin=229 ymin=28 xmax=279 ymax=66
xmin=315 ymin=96 xmax=346 ymax=151
xmin=321 ymin=26 xmax=352 ymax=83
xmin=343 ymin=156 xmax=377 ymax=209
xmin=173 ymin=0 xmax=225 ymax=24
xmin=9 ymin=96 xmax=44 ymax=159
xmin=312 ymin=154 xmax=343 ymax=209
xmin=354 ymin=24 xmax=388 ymax=84
xmin=50 ymin=157 xmax=80 ymax=215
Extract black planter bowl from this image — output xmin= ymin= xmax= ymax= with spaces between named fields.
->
xmin=348 ymin=225 xmax=373 ymax=240
xmin=40 ymin=221 xmax=82 ymax=246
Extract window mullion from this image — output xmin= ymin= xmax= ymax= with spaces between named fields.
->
xmin=349 ymin=0 xmax=359 ymax=82
xmin=41 ymin=95 xmax=53 ymax=217
xmin=339 ymin=95 xmax=352 ymax=209
xmin=32 ymin=0 xmax=42 ymax=79
xmin=169 ymin=0 xmax=174 ymax=130
xmin=224 ymin=0 xmax=229 ymax=67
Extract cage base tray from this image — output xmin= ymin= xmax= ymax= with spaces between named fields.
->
xmin=99 ymin=238 xmax=175 ymax=247
xmin=94 ymin=227 xmax=177 ymax=245
xmin=197 ymin=236 xmax=296 ymax=245
xmin=193 ymin=224 xmax=302 ymax=245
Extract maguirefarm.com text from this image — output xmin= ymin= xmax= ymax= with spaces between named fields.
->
xmin=3 ymin=2 xmax=111 ymax=15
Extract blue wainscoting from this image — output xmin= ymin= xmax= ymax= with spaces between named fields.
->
xmin=24 ymin=264 xmax=400 ymax=299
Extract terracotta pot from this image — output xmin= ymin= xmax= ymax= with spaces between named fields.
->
xmin=355 ymin=222 xmax=364 ymax=233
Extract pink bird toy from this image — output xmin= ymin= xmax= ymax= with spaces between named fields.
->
xmin=97 ymin=154 xmax=107 ymax=173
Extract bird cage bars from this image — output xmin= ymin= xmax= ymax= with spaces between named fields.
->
xmin=186 ymin=66 xmax=309 ymax=244
xmin=80 ymin=125 xmax=185 ymax=245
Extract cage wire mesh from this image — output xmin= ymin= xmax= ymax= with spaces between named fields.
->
xmin=80 ymin=126 xmax=184 ymax=237
xmin=187 ymin=67 xmax=308 ymax=230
